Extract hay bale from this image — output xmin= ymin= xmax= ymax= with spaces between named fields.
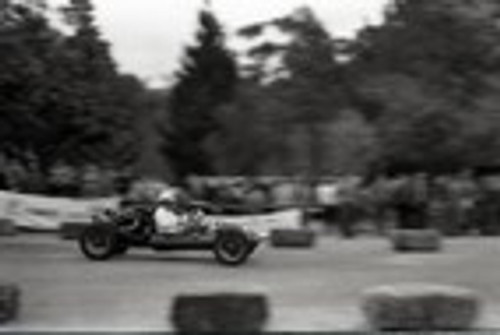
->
xmin=0 ymin=283 xmax=20 ymax=324
xmin=0 ymin=219 xmax=17 ymax=237
xmin=270 ymin=228 xmax=316 ymax=248
xmin=59 ymin=222 xmax=88 ymax=240
xmin=362 ymin=283 xmax=480 ymax=331
xmin=390 ymin=229 xmax=442 ymax=252
xmin=170 ymin=293 xmax=269 ymax=332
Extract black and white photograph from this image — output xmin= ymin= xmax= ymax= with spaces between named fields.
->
xmin=0 ymin=0 xmax=499 ymax=331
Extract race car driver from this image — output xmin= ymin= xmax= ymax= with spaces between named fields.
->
xmin=154 ymin=188 xmax=186 ymax=234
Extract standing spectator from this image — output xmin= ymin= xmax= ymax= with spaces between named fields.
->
xmin=114 ymin=172 xmax=134 ymax=196
xmin=337 ymin=178 xmax=361 ymax=238
xmin=316 ymin=180 xmax=341 ymax=232
xmin=427 ymin=175 xmax=454 ymax=234
xmin=392 ymin=173 xmax=430 ymax=229
xmin=245 ymin=180 xmax=273 ymax=213
xmin=474 ymin=172 xmax=500 ymax=235
xmin=366 ymin=175 xmax=397 ymax=235
xmin=447 ymin=170 xmax=479 ymax=234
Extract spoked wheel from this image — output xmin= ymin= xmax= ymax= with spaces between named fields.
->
xmin=79 ymin=224 xmax=118 ymax=261
xmin=213 ymin=230 xmax=251 ymax=266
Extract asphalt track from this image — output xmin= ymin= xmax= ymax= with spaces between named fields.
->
xmin=2 ymin=233 xmax=500 ymax=331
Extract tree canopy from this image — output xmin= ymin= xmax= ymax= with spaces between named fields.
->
xmin=194 ymin=0 xmax=500 ymax=177
xmin=0 ymin=0 xmax=147 ymax=193
xmin=5 ymin=0 xmax=500 ymax=191
xmin=349 ymin=0 xmax=500 ymax=173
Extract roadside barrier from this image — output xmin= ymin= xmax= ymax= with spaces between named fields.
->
xmin=390 ymin=229 xmax=442 ymax=252
xmin=0 ymin=219 xmax=17 ymax=237
xmin=269 ymin=228 xmax=316 ymax=248
xmin=59 ymin=222 xmax=88 ymax=240
xmin=0 ymin=283 xmax=20 ymax=324
xmin=362 ymin=283 xmax=481 ymax=331
xmin=170 ymin=293 xmax=269 ymax=332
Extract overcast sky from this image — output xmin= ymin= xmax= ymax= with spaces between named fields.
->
xmin=90 ymin=0 xmax=390 ymax=87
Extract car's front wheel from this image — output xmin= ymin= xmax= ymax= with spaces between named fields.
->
xmin=213 ymin=230 xmax=252 ymax=266
xmin=79 ymin=224 xmax=118 ymax=261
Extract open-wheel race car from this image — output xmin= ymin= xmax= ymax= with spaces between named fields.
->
xmin=78 ymin=202 xmax=262 ymax=266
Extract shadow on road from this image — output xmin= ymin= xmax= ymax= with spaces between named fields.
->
xmin=106 ymin=251 xmax=262 ymax=269
xmin=112 ymin=252 xmax=220 ymax=265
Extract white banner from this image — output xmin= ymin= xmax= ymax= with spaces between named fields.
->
xmin=209 ymin=209 xmax=303 ymax=236
xmin=0 ymin=191 xmax=303 ymax=234
xmin=0 ymin=191 xmax=119 ymax=231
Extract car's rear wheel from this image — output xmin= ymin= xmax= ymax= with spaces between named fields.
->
xmin=79 ymin=224 xmax=118 ymax=261
xmin=213 ymin=230 xmax=251 ymax=266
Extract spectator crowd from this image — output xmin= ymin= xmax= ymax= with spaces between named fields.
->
xmin=2 ymin=160 xmax=500 ymax=238
xmin=182 ymin=170 xmax=500 ymax=238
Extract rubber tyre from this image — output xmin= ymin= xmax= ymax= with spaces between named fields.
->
xmin=79 ymin=224 xmax=118 ymax=261
xmin=213 ymin=230 xmax=251 ymax=266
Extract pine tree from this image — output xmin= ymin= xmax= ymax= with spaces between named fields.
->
xmin=55 ymin=0 xmax=143 ymax=169
xmin=160 ymin=6 xmax=238 ymax=182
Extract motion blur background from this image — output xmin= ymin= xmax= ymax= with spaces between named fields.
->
xmin=2 ymin=0 xmax=500 ymax=235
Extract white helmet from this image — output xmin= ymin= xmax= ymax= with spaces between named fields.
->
xmin=158 ymin=188 xmax=177 ymax=203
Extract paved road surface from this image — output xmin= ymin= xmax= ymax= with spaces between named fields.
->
xmin=1 ymin=234 xmax=500 ymax=331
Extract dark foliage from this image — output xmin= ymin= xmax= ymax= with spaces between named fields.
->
xmin=160 ymin=7 xmax=238 ymax=182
